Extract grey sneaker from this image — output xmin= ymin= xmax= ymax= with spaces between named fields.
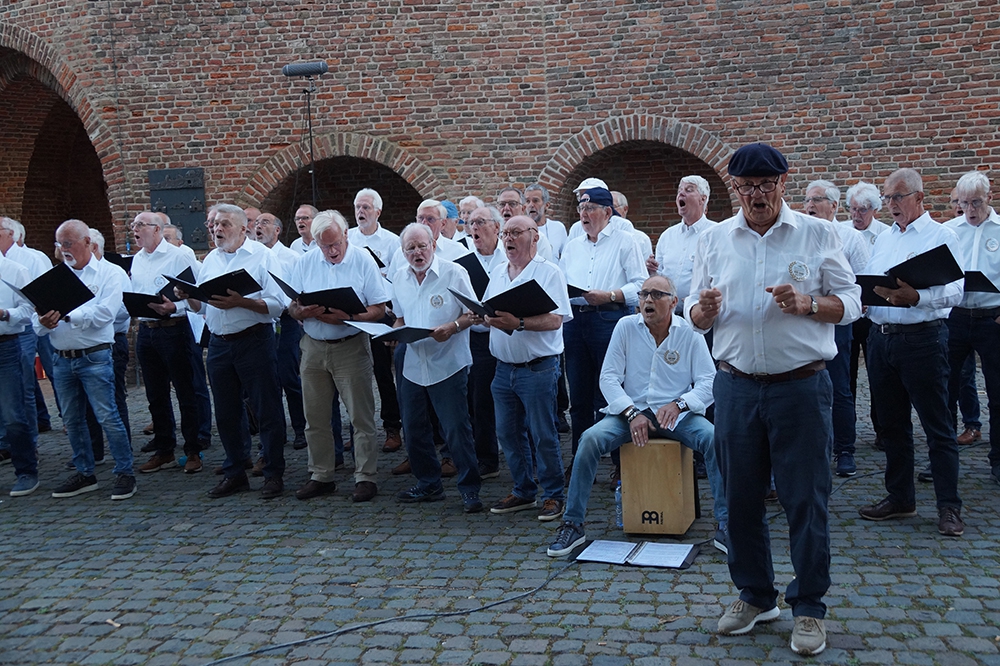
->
xmin=10 ymin=474 xmax=39 ymax=497
xmin=547 ymin=521 xmax=586 ymax=557
xmin=717 ymin=599 xmax=780 ymax=635
xmin=52 ymin=472 xmax=99 ymax=498
xmin=790 ymin=616 xmax=826 ymax=656
xmin=110 ymin=474 xmax=137 ymax=501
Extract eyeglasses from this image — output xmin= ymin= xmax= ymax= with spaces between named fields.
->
xmin=497 ymin=200 xmax=521 ymax=209
xmin=803 ymin=196 xmax=833 ymax=205
xmin=468 ymin=219 xmax=493 ymax=227
xmin=733 ymin=179 xmax=780 ymax=196
xmin=849 ymin=206 xmax=873 ymax=215
xmin=577 ymin=203 xmax=604 ymax=213
xmin=130 ymin=221 xmax=156 ymax=230
xmin=294 ymin=215 xmax=312 ymax=222
xmin=880 ymin=191 xmax=917 ymax=205
xmin=54 ymin=239 xmax=80 ymax=250
xmin=499 ymin=229 xmax=529 ymax=240
xmin=403 ymin=243 xmax=431 ymax=255
xmin=416 ymin=215 xmax=440 ymax=224
xmin=958 ymin=199 xmax=986 ymax=209
xmin=638 ymin=289 xmax=673 ymax=301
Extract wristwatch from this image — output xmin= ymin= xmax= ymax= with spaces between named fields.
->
xmin=675 ymin=399 xmax=688 ymax=412
xmin=609 ymin=290 xmax=617 ymax=303
xmin=517 ymin=317 xmax=525 ymax=332
xmin=807 ymin=296 xmax=819 ymax=316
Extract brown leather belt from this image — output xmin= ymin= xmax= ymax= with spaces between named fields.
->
xmin=57 ymin=343 xmax=112 ymax=359
xmin=213 ymin=322 xmax=269 ymax=341
xmin=720 ymin=360 xmax=826 ymax=384
xmin=141 ymin=317 xmax=185 ymax=329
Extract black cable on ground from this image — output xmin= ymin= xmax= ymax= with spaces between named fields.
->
xmin=201 ymin=559 xmax=580 ymax=666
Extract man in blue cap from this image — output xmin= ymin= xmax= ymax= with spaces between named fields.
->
xmin=686 ymin=143 xmax=862 ymax=657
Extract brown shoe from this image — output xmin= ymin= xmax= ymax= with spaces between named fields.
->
xmin=765 ymin=489 xmax=779 ymax=503
xmin=296 ymin=479 xmax=338 ymax=500
xmin=858 ymin=497 xmax=917 ymax=521
xmin=207 ymin=474 xmax=250 ymax=498
xmin=352 ymin=481 xmax=378 ymax=502
xmin=957 ymin=428 xmax=981 ymax=445
xmin=608 ymin=464 xmax=620 ymax=492
xmin=251 ymin=457 xmax=265 ymax=477
xmin=391 ymin=458 xmax=411 ymax=475
xmin=183 ymin=456 xmax=203 ymax=474
xmin=538 ymin=498 xmax=564 ymax=522
xmin=490 ymin=493 xmax=536 ymax=514
xmin=382 ymin=428 xmax=402 ymax=453
xmin=938 ymin=506 xmax=964 ymax=537
xmin=142 ymin=422 xmax=154 ymax=436
xmin=214 ymin=459 xmax=252 ymax=475
xmin=138 ymin=453 xmax=176 ymax=474
xmin=440 ymin=458 xmax=458 ymax=478
xmin=260 ymin=477 xmax=284 ymax=500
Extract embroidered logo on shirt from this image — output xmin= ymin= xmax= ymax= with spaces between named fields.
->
xmin=870 ymin=235 xmax=877 ymax=245
xmin=664 ymin=349 xmax=680 ymax=365
xmin=986 ymin=238 xmax=999 ymax=253
xmin=87 ymin=284 xmax=99 ymax=294
xmin=429 ymin=294 xmax=444 ymax=308
xmin=788 ymin=261 xmax=810 ymax=282
xmin=154 ymin=276 xmax=167 ymax=288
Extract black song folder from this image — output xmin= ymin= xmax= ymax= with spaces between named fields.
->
xmin=454 ymin=252 xmax=490 ymax=300
xmin=268 ymin=272 xmax=367 ymax=315
xmin=165 ymin=268 xmax=262 ymax=302
xmin=855 ymin=275 xmax=905 ymax=307
xmin=886 ymin=244 xmax=963 ymax=290
xmin=122 ymin=292 xmax=172 ymax=319
xmin=964 ymin=271 xmax=1000 ymax=294
xmin=6 ymin=262 xmax=95 ymax=315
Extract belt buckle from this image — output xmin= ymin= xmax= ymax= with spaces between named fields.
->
xmin=878 ymin=324 xmax=890 ymax=334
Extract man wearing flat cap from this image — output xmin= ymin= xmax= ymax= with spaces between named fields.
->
xmin=686 ymin=143 xmax=861 ymax=657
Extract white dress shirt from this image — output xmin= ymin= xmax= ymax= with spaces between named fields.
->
xmin=654 ymin=216 xmax=715 ymax=302
xmin=288 ymin=242 xmax=388 ymax=341
xmin=348 ymin=224 xmax=400 ymax=278
xmin=393 ymin=257 xmax=473 ymax=386
xmin=864 ymin=212 xmax=964 ymax=324
xmin=469 ymin=247 xmax=508 ymax=333
xmin=389 ymin=233 xmax=471 ymax=276
xmin=842 ymin=218 xmax=890 ymax=247
xmin=130 ymin=239 xmax=201 ymax=321
xmin=104 ymin=259 xmax=132 ymax=334
xmin=569 ymin=216 xmax=651 ymax=258
xmin=0 ymin=256 xmax=33 ymax=335
xmin=289 ymin=237 xmax=315 ymax=254
xmin=945 ymin=208 xmax=1000 ymax=309
xmin=176 ymin=243 xmax=199 ymax=265
xmin=487 ymin=255 xmax=572 ymax=364
xmin=560 ymin=223 xmax=647 ymax=308
xmin=833 ymin=222 xmax=870 ymax=274
xmin=33 ymin=258 xmax=123 ymax=350
xmin=685 ymin=202 xmax=862 ymax=374
xmin=267 ymin=240 xmax=300 ymax=281
xmin=6 ymin=243 xmax=52 ymax=280
xmin=198 ymin=238 xmax=288 ymax=335
xmin=600 ymin=314 xmax=715 ymax=426
xmin=538 ymin=219 xmax=568 ymax=259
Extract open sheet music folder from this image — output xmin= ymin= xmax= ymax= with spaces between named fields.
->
xmin=570 ymin=539 xmax=699 ymax=569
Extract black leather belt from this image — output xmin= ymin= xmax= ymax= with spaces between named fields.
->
xmin=507 ymin=354 xmax=557 ymax=369
xmin=0 ymin=334 xmax=18 ymax=344
xmin=952 ymin=307 xmax=1000 ymax=319
xmin=573 ymin=304 xmax=626 ymax=313
xmin=720 ymin=360 xmax=826 ymax=384
xmin=213 ymin=322 xmax=269 ymax=341
xmin=57 ymin=343 xmax=112 ymax=359
xmin=141 ymin=317 xmax=185 ymax=329
xmin=320 ymin=332 xmax=361 ymax=345
xmin=874 ymin=320 xmax=944 ymax=335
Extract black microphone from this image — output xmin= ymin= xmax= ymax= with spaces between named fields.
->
xmin=281 ymin=61 xmax=329 ymax=78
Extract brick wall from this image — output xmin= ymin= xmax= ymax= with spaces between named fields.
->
xmin=2 ymin=1 xmax=998 ymax=253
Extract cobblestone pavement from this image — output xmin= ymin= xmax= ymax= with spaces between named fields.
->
xmin=1 ymin=372 xmax=998 ymax=666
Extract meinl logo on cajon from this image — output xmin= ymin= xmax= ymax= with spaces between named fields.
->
xmin=641 ymin=510 xmax=662 ymax=525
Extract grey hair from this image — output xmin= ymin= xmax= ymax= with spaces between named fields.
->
xmin=400 ymin=222 xmax=434 ymax=246
xmin=845 ymin=181 xmax=882 ymax=211
xmin=525 ymin=184 xmax=550 ymax=204
xmin=417 ymin=199 xmax=447 ymax=220
xmin=0 ymin=217 xmax=18 ymax=234
xmin=886 ymin=168 xmax=923 ymax=193
xmin=459 ymin=195 xmax=485 ymax=209
xmin=311 ymin=210 xmax=349 ymax=239
xmin=213 ymin=204 xmax=247 ymax=224
xmin=807 ymin=180 xmax=841 ymax=206
xmin=355 ymin=188 xmax=383 ymax=211
xmin=679 ymin=175 xmax=711 ymax=201
xmin=955 ymin=171 xmax=991 ymax=197
xmin=497 ymin=186 xmax=524 ymax=203
xmin=295 ymin=204 xmax=320 ymax=217
xmin=88 ymin=228 xmax=105 ymax=252
xmin=164 ymin=223 xmax=184 ymax=241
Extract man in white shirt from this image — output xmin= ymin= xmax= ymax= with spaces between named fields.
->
xmin=129 ymin=212 xmax=210 ymax=474
xmin=481 ymin=215 xmax=572 ymax=520
xmin=391 ymin=223 xmax=481 ymax=512
xmin=548 ymin=275 xmax=726 ymax=557
xmin=648 ymin=175 xmax=716 ymax=313
xmin=858 ymin=168 xmax=965 ymax=538
xmin=179 ymin=205 xmax=288 ymax=500
xmin=688 ymin=144 xmax=861 ymax=656
xmin=560 ymin=187 xmax=646 ymax=470
xmin=944 ymin=171 xmax=1000 ymax=486
xmin=347 ymin=188 xmax=402 ymax=452
xmin=243 ymin=207 xmax=260 ymax=239
xmin=525 ymin=184 xmax=567 ymax=260
xmin=611 ymin=191 xmax=652 ymax=258
xmin=803 ymin=179 xmax=870 ymax=478
xmin=289 ymin=204 xmax=318 ymax=253
xmin=36 ymin=220 xmax=136 ymax=501
xmin=289 ymin=210 xmax=389 ymax=503
xmin=389 ymin=200 xmax=470 ymax=270
xmin=458 ymin=195 xmax=485 ymax=230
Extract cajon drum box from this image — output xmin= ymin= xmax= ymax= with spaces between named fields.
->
xmin=620 ymin=438 xmax=696 ymax=535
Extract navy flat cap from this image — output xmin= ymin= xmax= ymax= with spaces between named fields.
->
xmin=728 ymin=143 xmax=789 ymax=177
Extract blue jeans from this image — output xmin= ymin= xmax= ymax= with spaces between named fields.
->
xmin=0 ymin=336 xmax=34 ymax=477
xmin=867 ymin=322 xmax=960 ymax=509
xmin=564 ymin=410 xmax=727 ymax=526
xmin=563 ymin=307 xmax=627 ymax=453
xmin=207 ymin=325 xmax=285 ymax=480
xmin=138 ymin=322 xmax=203 ymax=456
xmin=829 ymin=324 xmax=855 ymax=455
xmin=399 ymin=368 xmax=481 ymax=496
xmin=492 ymin=356 xmax=564 ymax=502
xmin=17 ymin=330 xmax=39 ymax=444
xmin=948 ymin=311 xmax=1000 ymax=468
xmin=53 ymin=347 xmax=133 ymax=477
xmin=714 ymin=367 xmax=833 ymax=619
xmin=468 ymin=331 xmax=498 ymax=471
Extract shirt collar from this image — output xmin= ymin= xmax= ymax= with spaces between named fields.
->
xmin=890 ymin=211 xmax=934 ymax=234
xmin=731 ymin=201 xmax=798 ymax=236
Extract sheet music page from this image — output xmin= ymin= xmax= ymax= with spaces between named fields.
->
xmin=627 ymin=542 xmax=695 ymax=568
xmin=576 ymin=540 xmax=638 ymax=565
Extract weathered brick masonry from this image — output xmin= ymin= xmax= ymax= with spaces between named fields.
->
xmin=1 ymin=1 xmax=998 ymax=253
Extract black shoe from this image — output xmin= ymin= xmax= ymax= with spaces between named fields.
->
xmin=295 ymin=479 xmax=337 ymax=500
xmin=292 ymin=433 xmax=308 ymax=450
xmin=917 ymin=461 xmax=933 ymax=483
xmin=462 ymin=492 xmax=484 ymax=513
xmin=556 ymin=413 xmax=570 ymax=434
xmin=261 ymin=477 xmax=283 ymax=500
xmin=0 ymin=449 xmax=11 ymax=465
xmin=547 ymin=521 xmax=586 ymax=557
xmin=396 ymin=485 xmax=446 ymax=503
xmin=111 ymin=474 xmax=137 ymax=500
xmin=608 ymin=465 xmax=621 ymax=492
xmin=207 ymin=474 xmax=250 ymax=498
xmin=37 ymin=421 xmax=52 ymax=433
xmin=140 ymin=440 xmax=158 ymax=453
xmin=835 ymin=452 xmax=857 ymax=477
xmin=714 ymin=524 xmax=729 ymax=554
xmin=478 ymin=463 xmax=500 ymax=479
xmin=52 ymin=472 xmax=99 ymax=498
xmin=858 ymin=496 xmax=917 ymax=521
xmin=694 ymin=457 xmax=708 ymax=480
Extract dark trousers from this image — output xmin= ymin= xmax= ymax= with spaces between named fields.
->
xmin=563 ymin=308 xmax=626 ymax=454
xmin=371 ymin=333 xmax=401 ymax=431
xmin=276 ymin=313 xmax=306 ymax=435
xmin=714 ymin=367 xmax=833 ymax=619
xmin=137 ymin=322 xmax=202 ymax=456
xmin=948 ymin=311 xmax=1000 ymax=468
xmin=849 ymin=317 xmax=881 ymax=439
xmin=867 ymin=322 xmax=960 ymax=509
xmin=207 ymin=325 xmax=285 ymax=480
xmin=468 ymin=331 xmax=498 ymax=471
xmin=829 ymin=324 xmax=855 ymax=455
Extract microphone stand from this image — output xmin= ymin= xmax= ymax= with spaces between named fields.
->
xmin=303 ymin=76 xmax=318 ymax=208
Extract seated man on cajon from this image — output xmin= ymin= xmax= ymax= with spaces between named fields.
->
xmin=547 ymin=275 xmax=727 ymax=556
